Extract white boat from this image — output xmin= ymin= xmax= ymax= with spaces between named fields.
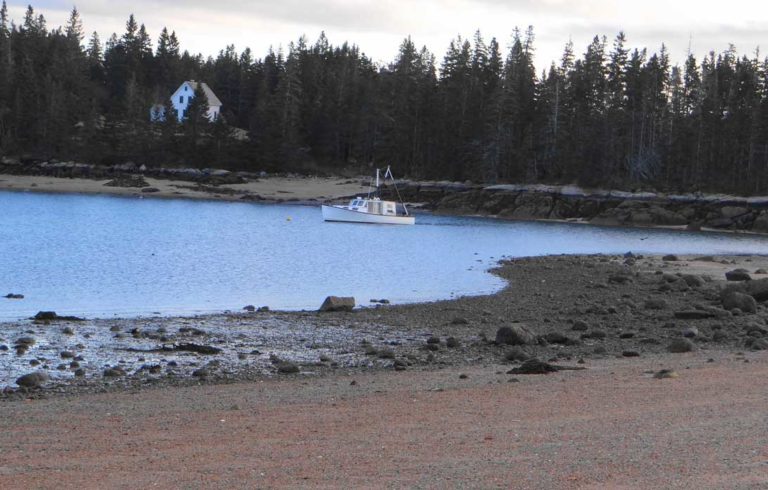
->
xmin=322 ymin=166 xmax=415 ymax=225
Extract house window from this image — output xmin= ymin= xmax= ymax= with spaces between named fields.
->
xmin=179 ymin=96 xmax=184 ymax=104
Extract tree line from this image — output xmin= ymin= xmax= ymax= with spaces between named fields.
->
xmin=1 ymin=4 xmax=767 ymax=194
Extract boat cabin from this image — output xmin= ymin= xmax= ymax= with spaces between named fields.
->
xmin=348 ymin=198 xmax=397 ymax=216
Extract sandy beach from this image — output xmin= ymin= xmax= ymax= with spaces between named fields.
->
xmin=0 ymin=174 xmax=370 ymax=203
xmin=1 ymin=352 xmax=767 ymax=488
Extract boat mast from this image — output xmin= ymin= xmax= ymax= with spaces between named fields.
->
xmin=384 ymin=165 xmax=409 ymax=216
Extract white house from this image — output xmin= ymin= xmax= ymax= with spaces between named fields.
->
xmin=150 ymin=80 xmax=222 ymax=123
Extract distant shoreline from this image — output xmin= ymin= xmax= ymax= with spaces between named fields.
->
xmin=1 ymin=173 xmax=766 ymax=238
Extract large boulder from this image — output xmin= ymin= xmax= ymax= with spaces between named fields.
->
xmin=745 ymin=278 xmax=768 ymax=301
xmin=648 ymin=206 xmax=688 ymax=226
xmin=319 ymin=296 xmax=355 ymax=312
xmin=495 ymin=324 xmax=537 ymax=346
xmin=16 ymin=371 xmax=49 ymax=388
xmin=33 ymin=311 xmax=58 ymax=321
xmin=721 ymin=291 xmax=757 ymax=314
xmin=753 ymin=212 xmax=768 ymax=233
xmin=501 ymin=194 xmax=553 ymax=220
xmin=681 ymin=275 xmax=705 ymax=288
xmin=720 ymin=206 xmax=750 ymax=219
xmin=726 ymin=269 xmax=752 ymax=282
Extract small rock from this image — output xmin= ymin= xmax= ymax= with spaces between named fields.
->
xmin=682 ymin=327 xmax=699 ymax=338
xmin=242 ymin=305 xmax=256 ymax=312
xmin=507 ymin=359 xmax=559 ymax=375
xmin=504 ymin=346 xmax=531 ymax=362
xmin=60 ymin=351 xmax=75 ymax=359
xmin=681 ymin=275 xmax=704 ymax=288
xmin=674 ymin=310 xmax=714 ymax=320
xmin=542 ymin=332 xmax=578 ymax=345
xmin=14 ymin=337 xmax=36 ymax=347
xmin=62 ymin=327 xmax=75 ymax=335
xmin=364 ymin=345 xmax=378 ymax=355
xmin=653 ymin=369 xmax=679 ymax=379
xmin=192 ymin=368 xmax=209 ymax=377
xmin=377 ymin=349 xmax=395 ymax=359
xmin=622 ymin=351 xmax=640 ymax=357
xmin=608 ymin=274 xmax=632 ymax=284
xmin=571 ymin=320 xmax=589 ymax=331
xmin=495 ymin=325 xmax=537 ymax=346
xmin=276 ymin=361 xmax=300 ymax=374
xmin=667 ymin=338 xmax=697 ymax=353
xmin=451 ymin=317 xmax=469 ymax=325
xmin=459 ymin=374 xmax=468 ymax=379
xmin=446 ymin=337 xmax=460 ymax=348
xmin=103 ymin=367 xmax=126 ymax=377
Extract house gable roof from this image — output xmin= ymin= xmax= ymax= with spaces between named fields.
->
xmin=172 ymin=81 xmax=223 ymax=107
xmin=188 ymin=81 xmax=223 ymax=107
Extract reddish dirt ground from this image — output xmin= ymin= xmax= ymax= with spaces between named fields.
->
xmin=2 ymin=351 xmax=767 ymax=489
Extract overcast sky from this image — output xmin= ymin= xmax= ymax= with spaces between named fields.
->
xmin=9 ymin=1 xmax=768 ymax=69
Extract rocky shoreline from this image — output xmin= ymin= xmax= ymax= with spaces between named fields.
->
xmin=3 ymin=253 xmax=768 ymax=401
xmin=390 ymin=182 xmax=768 ymax=233
xmin=2 ymin=158 xmax=768 ymax=234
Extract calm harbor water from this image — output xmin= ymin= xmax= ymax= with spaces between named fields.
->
xmin=1 ymin=190 xmax=768 ymax=320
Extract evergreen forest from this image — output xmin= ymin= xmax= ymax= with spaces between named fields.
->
xmin=1 ymin=4 xmax=768 ymax=194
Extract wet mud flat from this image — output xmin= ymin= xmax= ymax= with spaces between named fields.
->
xmin=0 ymin=312 xmax=439 ymax=399
xmin=3 ymin=253 xmax=768 ymax=400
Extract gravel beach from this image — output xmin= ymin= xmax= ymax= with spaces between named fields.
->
xmin=2 ymin=253 xmax=768 ymax=486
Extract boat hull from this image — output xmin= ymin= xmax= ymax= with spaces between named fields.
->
xmin=322 ymin=205 xmax=415 ymax=225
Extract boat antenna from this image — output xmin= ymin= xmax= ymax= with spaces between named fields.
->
xmin=366 ymin=166 xmax=376 ymax=199
xmin=385 ymin=165 xmax=409 ymax=216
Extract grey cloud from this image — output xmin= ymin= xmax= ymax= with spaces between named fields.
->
xmin=65 ymin=0 xmax=406 ymax=33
